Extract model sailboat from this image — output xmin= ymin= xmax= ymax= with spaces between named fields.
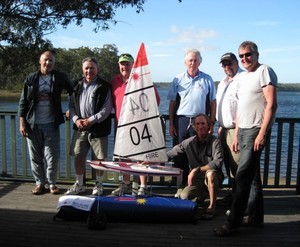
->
xmin=88 ymin=43 xmax=180 ymax=176
xmin=57 ymin=47 xmax=193 ymax=226
xmin=114 ymin=43 xmax=168 ymax=162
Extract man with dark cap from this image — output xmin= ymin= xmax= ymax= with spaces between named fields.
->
xmin=216 ymin=52 xmax=243 ymax=205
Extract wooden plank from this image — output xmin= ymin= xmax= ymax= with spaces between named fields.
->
xmin=0 ymin=181 xmax=300 ymax=246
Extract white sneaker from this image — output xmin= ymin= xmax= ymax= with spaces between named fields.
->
xmin=66 ymin=183 xmax=86 ymax=195
xmin=137 ymin=187 xmax=147 ymax=196
xmin=111 ymin=183 xmax=131 ymax=196
xmin=174 ymin=187 xmax=183 ymax=198
xmin=92 ymin=182 xmax=104 ymax=196
xmin=132 ymin=187 xmax=138 ymax=196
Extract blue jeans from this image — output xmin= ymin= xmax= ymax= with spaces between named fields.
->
xmin=26 ymin=123 xmax=60 ymax=186
xmin=228 ymin=127 xmax=264 ymax=227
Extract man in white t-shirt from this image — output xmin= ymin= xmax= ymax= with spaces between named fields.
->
xmin=214 ymin=41 xmax=277 ymax=236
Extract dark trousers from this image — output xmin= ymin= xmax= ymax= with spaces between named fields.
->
xmin=228 ymin=127 xmax=264 ymax=227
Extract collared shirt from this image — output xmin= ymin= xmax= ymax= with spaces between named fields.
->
xmin=167 ymin=134 xmax=223 ymax=174
xmin=167 ymin=70 xmax=216 ymax=117
xmin=111 ymin=74 xmax=128 ymax=123
xmin=216 ymin=68 xmax=243 ymax=129
xmin=70 ymin=78 xmax=113 ymax=125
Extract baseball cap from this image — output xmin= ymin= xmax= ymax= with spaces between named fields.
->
xmin=219 ymin=52 xmax=237 ymax=63
xmin=118 ymin=53 xmax=134 ymax=63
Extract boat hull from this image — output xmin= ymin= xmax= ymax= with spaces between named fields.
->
xmin=87 ymin=160 xmax=182 ymax=176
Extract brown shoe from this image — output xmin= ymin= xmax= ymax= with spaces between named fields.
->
xmin=31 ymin=185 xmax=45 ymax=195
xmin=50 ymin=185 xmax=60 ymax=195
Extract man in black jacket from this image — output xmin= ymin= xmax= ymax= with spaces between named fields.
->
xmin=66 ymin=57 xmax=112 ymax=196
xmin=18 ymin=50 xmax=73 ymax=195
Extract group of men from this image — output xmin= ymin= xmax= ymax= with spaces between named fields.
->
xmin=18 ymin=51 xmax=141 ymax=197
xmin=166 ymin=41 xmax=277 ymax=236
xmin=18 ymin=40 xmax=277 ymax=237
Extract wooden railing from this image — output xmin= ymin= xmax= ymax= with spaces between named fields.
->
xmin=1 ymin=111 xmax=300 ymax=193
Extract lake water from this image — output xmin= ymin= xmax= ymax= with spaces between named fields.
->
xmin=1 ymin=89 xmax=300 ymax=118
xmin=0 ymin=89 xmax=299 ymax=180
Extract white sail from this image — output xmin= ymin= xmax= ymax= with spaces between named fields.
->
xmin=114 ymin=43 xmax=168 ymax=162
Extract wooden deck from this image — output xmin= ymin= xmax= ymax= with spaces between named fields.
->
xmin=0 ymin=181 xmax=299 ymax=247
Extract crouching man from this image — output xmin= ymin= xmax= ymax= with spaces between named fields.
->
xmin=167 ymin=114 xmax=224 ymax=218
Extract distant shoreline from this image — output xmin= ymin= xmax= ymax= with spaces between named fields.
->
xmin=0 ymin=90 xmax=21 ymax=98
xmin=1 ymin=85 xmax=299 ymax=99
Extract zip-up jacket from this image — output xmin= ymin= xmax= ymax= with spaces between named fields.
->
xmin=18 ymin=70 xmax=73 ymax=129
xmin=71 ymin=77 xmax=112 ymax=138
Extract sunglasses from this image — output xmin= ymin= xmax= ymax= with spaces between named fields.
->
xmin=239 ymin=52 xmax=254 ymax=59
xmin=221 ymin=62 xmax=233 ymax=68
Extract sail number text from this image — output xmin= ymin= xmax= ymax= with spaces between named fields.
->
xmin=129 ymin=92 xmax=149 ymax=115
xmin=130 ymin=124 xmax=152 ymax=145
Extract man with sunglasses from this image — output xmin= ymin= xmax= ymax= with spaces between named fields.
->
xmin=216 ymin=52 xmax=243 ymax=206
xmin=214 ymin=41 xmax=278 ymax=236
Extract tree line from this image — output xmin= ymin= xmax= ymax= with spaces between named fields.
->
xmin=1 ymin=42 xmax=299 ymax=92
xmin=0 ymin=44 xmax=120 ymax=91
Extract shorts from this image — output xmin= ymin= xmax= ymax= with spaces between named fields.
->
xmin=70 ymin=130 xmax=108 ymax=160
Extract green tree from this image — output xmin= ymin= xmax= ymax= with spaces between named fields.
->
xmin=0 ymin=0 xmax=146 ymax=88
xmin=0 ymin=0 xmax=182 ymax=89
xmin=96 ymin=44 xmax=119 ymax=81
xmin=55 ymin=45 xmax=119 ymax=82
xmin=0 ymin=0 xmax=146 ymax=50
xmin=0 ymin=41 xmax=54 ymax=89
xmin=0 ymin=44 xmax=120 ymax=89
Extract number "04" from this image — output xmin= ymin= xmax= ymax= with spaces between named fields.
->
xmin=130 ymin=124 xmax=152 ymax=145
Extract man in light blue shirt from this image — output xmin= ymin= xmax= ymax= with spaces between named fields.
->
xmin=167 ymin=48 xmax=216 ymax=192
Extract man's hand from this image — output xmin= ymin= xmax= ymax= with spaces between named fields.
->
xmin=19 ymin=117 xmax=28 ymax=137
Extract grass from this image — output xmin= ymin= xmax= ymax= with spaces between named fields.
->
xmin=0 ymin=89 xmax=21 ymax=98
